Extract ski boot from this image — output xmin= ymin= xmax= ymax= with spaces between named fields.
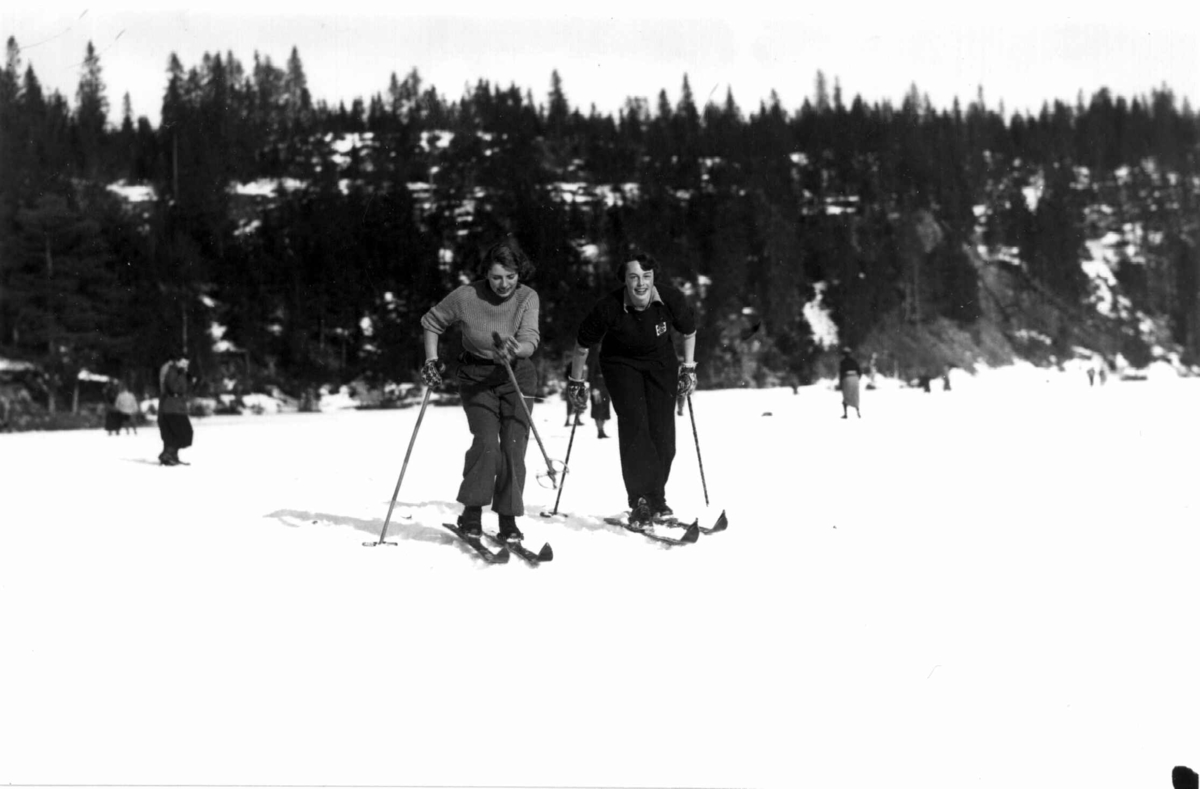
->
xmin=457 ymin=506 xmax=483 ymax=539
xmin=497 ymin=514 xmax=524 ymax=544
xmin=628 ymin=497 xmax=653 ymax=532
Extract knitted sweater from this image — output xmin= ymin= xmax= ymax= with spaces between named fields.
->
xmin=421 ymin=281 xmax=540 ymax=359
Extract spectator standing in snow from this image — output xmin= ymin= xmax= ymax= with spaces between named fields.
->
xmin=839 ymin=347 xmax=862 ymax=419
xmin=565 ymin=251 xmax=697 ymax=531
xmin=157 ymin=358 xmax=194 ymax=465
xmin=420 ymin=237 xmax=541 ymax=544
xmin=113 ymin=384 xmax=139 ymax=434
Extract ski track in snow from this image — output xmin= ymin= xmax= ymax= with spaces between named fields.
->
xmin=1 ymin=371 xmax=1198 ymax=788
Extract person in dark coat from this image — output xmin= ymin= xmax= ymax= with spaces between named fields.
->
xmin=565 ymin=251 xmax=697 ymax=530
xmin=839 ymin=347 xmax=862 ymax=419
xmin=420 ymin=237 xmax=541 ymax=544
xmin=157 ymin=357 xmax=194 ymax=465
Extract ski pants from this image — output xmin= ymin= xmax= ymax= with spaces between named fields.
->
xmin=601 ymin=359 xmax=677 ymax=508
xmin=455 ymin=358 xmax=535 ymax=517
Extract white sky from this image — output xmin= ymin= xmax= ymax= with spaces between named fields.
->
xmin=2 ymin=0 xmax=1198 ymax=127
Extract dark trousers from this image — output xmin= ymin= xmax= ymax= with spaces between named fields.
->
xmin=602 ymin=360 xmax=676 ymax=507
xmin=456 ymin=360 xmax=535 ymax=516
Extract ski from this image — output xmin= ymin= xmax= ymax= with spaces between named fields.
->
xmin=652 ymin=510 xmax=727 ymax=535
xmin=440 ymin=522 xmax=510 ymax=564
xmin=607 ymin=510 xmax=696 ymax=530
xmin=603 ymin=517 xmax=700 ymax=545
xmin=483 ymin=532 xmax=554 ymax=565
xmin=696 ymin=509 xmax=729 ymax=535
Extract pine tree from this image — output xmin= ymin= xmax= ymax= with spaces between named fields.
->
xmin=9 ymin=192 xmax=128 ymax=412
xmin=1 ymin=37 xmax=23 ymax=208
xmin=284 ymin=46 xmax=311 ymax=130
xmin=75 ymin=41 xmax=109 ymax=177
xmin=547 ymin=69 xmax=569 ymax=137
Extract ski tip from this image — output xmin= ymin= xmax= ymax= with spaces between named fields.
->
xmin=491 ymin=547 xmax=511 ymax=564
xmin=681 ymin=522 xmax=700 ymax=544
xmin=711 ymin=510 xmax=729 ymax=532
xmin=536 ymin=543 xmax=554 ymax=562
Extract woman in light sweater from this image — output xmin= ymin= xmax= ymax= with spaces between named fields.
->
xmin=420 ymin=237 xmax=540 ymax=543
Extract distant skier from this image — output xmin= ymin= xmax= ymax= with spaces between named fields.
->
xmin=419 ymin=237 xmax=540 ymax=544
xmin=157 ymin=357 xmax=194 ymax=465
xmin=565 ymin=251 xmax=697 ymax=531
xmin=839 ymin=347 xmax=862 ymax=419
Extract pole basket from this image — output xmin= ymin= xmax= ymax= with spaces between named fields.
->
xmin=536 ymin=459 xmax=566 ymax=489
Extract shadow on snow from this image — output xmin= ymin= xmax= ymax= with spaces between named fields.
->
xmin=264 ymin=503 xmax=482 ymax=559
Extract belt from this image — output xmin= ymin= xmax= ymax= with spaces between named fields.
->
xmin=459 ymin=351 xmax=497 ymax=366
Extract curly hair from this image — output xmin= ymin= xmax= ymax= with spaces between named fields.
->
xmin=478 ymin=236 xmax=536 ymax=280
xmin=615 ymin=250 xmax=664 ymax=282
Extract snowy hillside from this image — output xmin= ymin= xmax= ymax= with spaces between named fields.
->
xmin=2 ymin=371 xmax=1198 ymax=788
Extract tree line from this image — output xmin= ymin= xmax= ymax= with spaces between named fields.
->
xmin=1 ymin=37 xmax=1197 ymax=411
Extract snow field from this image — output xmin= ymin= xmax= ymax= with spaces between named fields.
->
xmin=1 ymin=372 xmax=1198 ymax=788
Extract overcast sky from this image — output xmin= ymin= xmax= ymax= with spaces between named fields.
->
xmin=3 ymin=0 xmax=1198 ymax=127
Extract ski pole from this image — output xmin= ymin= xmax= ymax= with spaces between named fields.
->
xmin=541 ymin=415 xmax=579 ymax=517
xmin=685 ymin=394 xmax=710 ymax=507
xmin=492 ymin=332 xmax=558 ymax=488
xmin=364 ymin=386 xmax=432 ymax=547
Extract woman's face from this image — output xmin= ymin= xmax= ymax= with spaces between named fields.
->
xmin=487 ymin=263 xmax=519 ymax=299
xmin=624 ymin=261 xmax=654 ymax=306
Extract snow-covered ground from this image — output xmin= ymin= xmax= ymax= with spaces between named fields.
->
xmin=2 ymin=369 xmax=1198 ymax=788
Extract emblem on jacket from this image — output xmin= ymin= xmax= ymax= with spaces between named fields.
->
xmin=656 ymin=322 xmax=667 ymax=336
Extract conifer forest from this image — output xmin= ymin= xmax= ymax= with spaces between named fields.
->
xmin=1 ymin=38 xmax=1198 ymax=416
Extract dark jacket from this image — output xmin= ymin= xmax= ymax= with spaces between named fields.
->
xmin=576 ymin=284 xmax=696 ymax=370
xmin=159 ymin=363 xmax=191 ymax=415
xmin=839 ymin=355 xmax=862 ymax=379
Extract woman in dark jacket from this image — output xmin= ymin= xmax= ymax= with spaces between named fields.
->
xmin=566 ymin=252 xmax=697 ymax=530
xmin=158 ymin=357 xmax=194 ymax=465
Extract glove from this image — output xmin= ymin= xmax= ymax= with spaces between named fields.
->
xmin=677 ymin=362 xmax=697 ymax=399
xmin=421 ymin=359 xmax=446 ymax=388
xmin=491 ymin=332 xmax=520 ymax=363
xmin=566 ymin=378 xmax=589 ymax=414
